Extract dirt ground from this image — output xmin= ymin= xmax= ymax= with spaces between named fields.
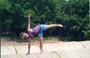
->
xmin=1 ymin=38 xmax=60 ymax=46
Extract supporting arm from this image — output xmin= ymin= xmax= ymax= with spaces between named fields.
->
xmin=26 ymin=38 xmax=31 ymax=55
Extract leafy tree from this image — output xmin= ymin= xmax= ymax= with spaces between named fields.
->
xmin=0 ymin=0 xmax=89 ymax=41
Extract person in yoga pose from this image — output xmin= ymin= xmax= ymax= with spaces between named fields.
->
xmin=20 ymin=14 xmax=63 ymax=55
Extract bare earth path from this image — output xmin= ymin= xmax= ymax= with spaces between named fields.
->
xmin=1 ymin=39 xmax=90 ymax=58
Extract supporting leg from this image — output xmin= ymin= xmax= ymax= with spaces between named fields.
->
xmin=38 ymin=36 xmax=44 ymax=54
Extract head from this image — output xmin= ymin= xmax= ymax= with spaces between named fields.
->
xmin=20 ymin=32 xmax=29 ymax=39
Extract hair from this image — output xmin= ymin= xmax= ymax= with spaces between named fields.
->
xmin=20 ymin=32 xmax=26 ymax=39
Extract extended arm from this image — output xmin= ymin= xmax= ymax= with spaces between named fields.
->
xmin=27 ymin=14 xmax=31 ymax=31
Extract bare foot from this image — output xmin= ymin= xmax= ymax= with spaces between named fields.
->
xmin=26 ymin=52 xmax=30 ymax=55
xmin=57 ymin=24 xmax=63 ymax=28
xmin=40 ymin=50 xmax=44 ymax=54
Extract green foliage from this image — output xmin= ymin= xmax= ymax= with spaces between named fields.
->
xmin=0 ymin=0 xmax=89 ymax=41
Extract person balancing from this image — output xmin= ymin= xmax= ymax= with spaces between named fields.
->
xmin=20 ymin=14 xmax=63 ymax=55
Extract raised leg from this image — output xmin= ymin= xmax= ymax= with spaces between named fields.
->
xmin=46 ymin=24 xmax=63 ymax=29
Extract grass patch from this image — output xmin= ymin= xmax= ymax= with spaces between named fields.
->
xmin=1 ymin=36 xmax=60 ymax=42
